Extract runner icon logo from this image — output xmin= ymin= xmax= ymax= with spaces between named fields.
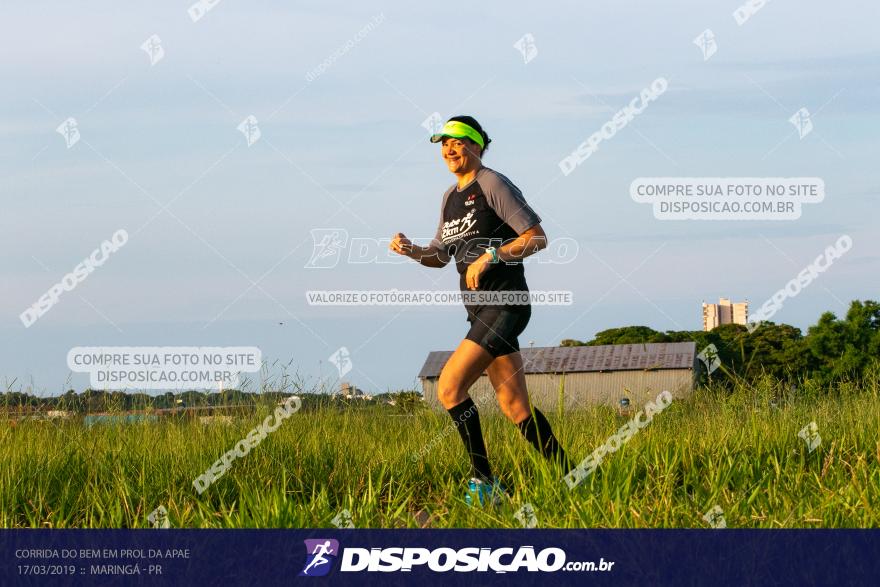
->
xmin=300 ymin=539 xmax=340 ymax=577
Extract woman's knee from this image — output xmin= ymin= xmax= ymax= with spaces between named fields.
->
xmin=437 ymin=376 xmax=468 ymax=408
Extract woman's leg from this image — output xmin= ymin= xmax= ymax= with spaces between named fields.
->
xmin=485 ymin=351 xmax=532 ymax=423
xmin=437 ymin=338 xmax=494 ymax=409
xmin=487 ymin=352 xmax=572 ymax=472
xmin=437 ymin=338 xmax=496 ymax=480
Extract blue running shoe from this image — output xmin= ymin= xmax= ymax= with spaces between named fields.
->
xmin=464 ymin=477 xmax=506 ymax=507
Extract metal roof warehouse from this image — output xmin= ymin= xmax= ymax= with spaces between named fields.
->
xmin=418 ymin=342 xmax=697 ymax=412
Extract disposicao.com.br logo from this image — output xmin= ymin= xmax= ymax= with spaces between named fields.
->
xmin=300 ymin=539 xmax=340 ymax=577
xmin=300 ymin=541 xmax=613 ymax=575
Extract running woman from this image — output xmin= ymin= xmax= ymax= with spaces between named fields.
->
xmin=390 ymin=115 xmax=572 ymax=504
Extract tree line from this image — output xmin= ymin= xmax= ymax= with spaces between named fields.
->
xmin=0 ymin=389 xmax=423 ymax=414
xmin=4 ymin=300 xmax=876 ymax=410
xmin=560 ymin=299 xmax=880 ymax=387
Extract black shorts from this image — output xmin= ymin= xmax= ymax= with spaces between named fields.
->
xmin=465 ymin=306 xmax=531 ymax=358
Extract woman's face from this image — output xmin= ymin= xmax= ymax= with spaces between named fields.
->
xmin=441 ymin=137 xmax=482 ymax=174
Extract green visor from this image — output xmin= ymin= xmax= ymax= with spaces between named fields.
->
xmin=429 ymin=120 xmax=485 ymax=149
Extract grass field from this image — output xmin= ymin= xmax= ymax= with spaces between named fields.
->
xmin=2 ymin=378 xmax=878 ymax=528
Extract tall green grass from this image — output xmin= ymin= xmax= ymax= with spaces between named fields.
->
xmin=2 ymin=379 xmax=878 ymax=528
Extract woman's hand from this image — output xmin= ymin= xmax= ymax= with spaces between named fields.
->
xmin=465 ymin=254 xmax=493 ymax=290
xmin=389 ymin=232 xmax=413 ymax=257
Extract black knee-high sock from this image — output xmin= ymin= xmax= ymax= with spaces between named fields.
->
xmin=517 ymin=408 xmax=572 ymax=472
xmin=447 ymin=398 xmax=493 ymax=481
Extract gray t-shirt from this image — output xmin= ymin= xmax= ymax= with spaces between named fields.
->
xmin=429 ymin=167 xmax=541 ymax=320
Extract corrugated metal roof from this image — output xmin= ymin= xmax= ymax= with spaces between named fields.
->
xmin=417 ymin=342 xmax=696 ymax=378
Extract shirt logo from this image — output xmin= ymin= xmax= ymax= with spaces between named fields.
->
xmin=441 ymin=208 xmax=478 ymax=242
xmin=464 ymin=193 xmax=477 ymax=206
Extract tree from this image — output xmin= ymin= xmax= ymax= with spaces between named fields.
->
xmin=557 ymin=299 xmax=880 ymax=389
xmin=807 ymin=300 xmax=880 ymax=383
xmin=585 ymin=326 xmax=666 ymax=346
xmin=739 ymin=323 xmax=808 ymax=381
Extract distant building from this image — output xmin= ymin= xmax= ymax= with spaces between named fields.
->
xmin=703 ymin=297 xmax=748 ymax=331
xmin=83 ymin=413 xmax=159 ymax=427
xmin=418 ymin=342 xmax=697 ymax=412
xmin=199 ymin=415 xmax=233 ymax=425
xmin=339 ymin=382 xmax=372 ymax=400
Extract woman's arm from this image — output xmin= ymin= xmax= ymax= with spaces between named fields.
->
xmin=464 ymin=224 xmax=547 ymax=289
xmin=389 ymin=233 xmax=450 ymax=268
xmin=495 ymin=223 xmax=547 ymax=262
xmin=409 ymin=243 xmax=450 ymax=268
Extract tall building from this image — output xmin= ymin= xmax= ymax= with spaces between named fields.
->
xmin=702 ymin=297 xmax=748 ymax=331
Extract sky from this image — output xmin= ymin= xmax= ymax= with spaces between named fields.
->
xmin=1 ymin=0 xmax=878 ymax=397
